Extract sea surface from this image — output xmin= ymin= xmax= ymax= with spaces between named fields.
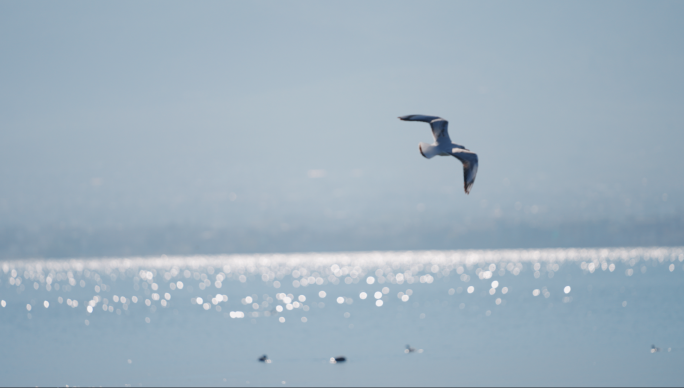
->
xmin=1 ymin=247 xmax=683 ymax=387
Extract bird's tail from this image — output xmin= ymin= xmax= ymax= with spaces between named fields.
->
xmin=419 ymin=142 xmax=439 ymax=159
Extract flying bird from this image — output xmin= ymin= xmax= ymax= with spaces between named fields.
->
xmin=399 ymin=115 xmax=478 ymax=194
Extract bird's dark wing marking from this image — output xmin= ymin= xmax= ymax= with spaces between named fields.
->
xmin=451 ymin=149 xmax=478 ymax=194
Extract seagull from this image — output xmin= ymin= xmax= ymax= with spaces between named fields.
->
xmin=399 ymin=115 xmax=479 ymax=194
xmin=330 ymin=356 xmax=346 ymax=364
xmin=651 ymin=345 xmax=661 ymax=353
xmin=405 ymin=345 xmax=416 ymax=353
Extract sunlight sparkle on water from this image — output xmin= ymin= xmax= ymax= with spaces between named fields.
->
xmin=0 ymin=246 xmax=681 ymax=374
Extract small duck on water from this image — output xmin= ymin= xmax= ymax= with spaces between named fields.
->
xmin=258 ymin=354 xmax=272 ymax=363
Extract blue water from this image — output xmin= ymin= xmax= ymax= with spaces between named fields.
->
xmin=1 ymin=247 xmax=683 ymax=386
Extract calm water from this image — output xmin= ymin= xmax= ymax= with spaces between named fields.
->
xmin=1 ymin=247 xmax=683 ymax=387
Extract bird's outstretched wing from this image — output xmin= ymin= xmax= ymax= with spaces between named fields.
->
xmin=398 ymin=115 xmax=450 ymax=142
xmin=451 ymin=148 xmax=478 ymax=194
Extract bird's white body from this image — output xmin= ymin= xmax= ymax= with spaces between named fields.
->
xmin=399 ymin=115 xmax=479 ymax=194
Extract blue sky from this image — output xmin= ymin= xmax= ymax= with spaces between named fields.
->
xmin=1 ymin=1 xmax=683 ymax=255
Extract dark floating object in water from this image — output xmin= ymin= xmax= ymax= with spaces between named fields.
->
xmin=405 ymin=344 xmax=424 ymax=354
xmin=330 ymin=356 xmax=346 ymax=364
xmin=651 ymin=345 xmax=661 ymax=353
xmin=258 ymin=354 xmax=272 ymax=363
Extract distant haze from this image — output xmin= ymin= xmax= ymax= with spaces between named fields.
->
xmin=1 ymin=1 xmax=683 ymax=258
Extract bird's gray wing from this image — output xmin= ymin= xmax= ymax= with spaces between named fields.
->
xmin=398 ymin=115 xmax=450 ymax=142
xmin=451 ymin=148 xmax=478 ymax=194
